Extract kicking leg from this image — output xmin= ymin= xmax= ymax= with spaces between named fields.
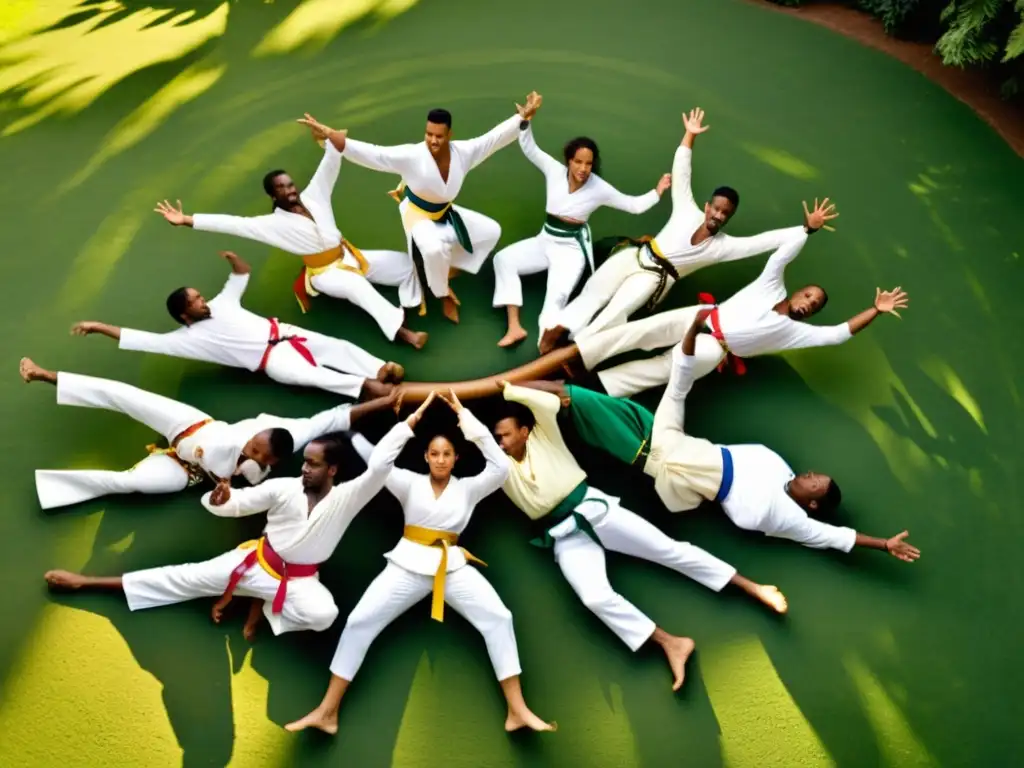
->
xmin=443 ymin=568 xmax=555 ymax=732
xmin=309 ymin=268 xmax=409 ymax=344
xmin=263 ymin=339 xmax=390 ymax=401
xmin=35 ymin=452 xmax=190 ymax=510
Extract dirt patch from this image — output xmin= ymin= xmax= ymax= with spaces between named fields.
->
xmin=749 ymin=1 xmax=1024 ymax=157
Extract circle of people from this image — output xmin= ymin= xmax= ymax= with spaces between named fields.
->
xmin=26 ymin=92 xmax=920 ymax=736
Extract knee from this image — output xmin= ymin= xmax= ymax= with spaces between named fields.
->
xmin=579 ymin=588 xmax=622 ymax=616
xmin=307 ymin=601 xmax=340 ymax=632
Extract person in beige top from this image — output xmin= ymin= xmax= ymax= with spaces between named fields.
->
xmin=491 ymin=381 xmax=787 ymax=692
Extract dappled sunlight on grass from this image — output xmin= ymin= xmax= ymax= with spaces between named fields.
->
xmin=0 ymin=1 xmax=227 ymax=136
xmin=702 ymin=636 xmax=834 ymax=767
xmin=225 ymin=641 xmax=296 ymax=768
xmin=844 ymin=653 xmax=937 ymax=767
xmin=0 ymin=604 xmax=184 ymax=766
xmin=918 ymin=357 xmax=987 ymax=435
xmin=252 ymin=0 xmax=420 ymax=58
xmin=740 ymin=143 xmax=819 ymax=181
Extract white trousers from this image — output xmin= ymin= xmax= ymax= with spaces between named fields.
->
xmin=551 ymin=489 xmax=735 ymax=651
xmin=329 ymin=562 xmax=522 ymax=682
xmin=34 ymin=372 xmax=352 ymax=509
xmin=576 ymin=305 xmax=726 ymax=397
xmin=492 ymin=231 xmax=589 ymax=335
xmin=263 ymin=323 xmax=385 ymax=399
xmin=407 ymin=204 xmax=501 ymax=298
xmin=309 ymin=248 xmax=416 ymax=340
xmin=123 ymin=548 xmax=339 ymax=636
xmin=557 ymin=247 xmax=674 ymax=341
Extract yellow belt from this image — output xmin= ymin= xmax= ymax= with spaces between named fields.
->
xmin=237 ymin=538 xmax=283 ymax=580
xmin=387 ymin=181 xmax=452 ymax=221
xmin=303 ymin=240 xmax=369 ymax=282
xmin=403 ymin=524 xmax=486 ymax=622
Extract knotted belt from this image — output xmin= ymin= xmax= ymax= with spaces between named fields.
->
xmin=222 ymin=536 xmax=319 ymax=614
xmin=697 ymin=292 xmax=746 ymax=375
xmin=257 ymin=317 xmax=316 ymax=371
xmin=402 ymin=525 xmax=487 ymax=622
xmin=292 ymin=240 xmax=370 ymax=313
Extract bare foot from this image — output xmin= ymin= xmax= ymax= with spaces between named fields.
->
xmin=378 ymin=362 xmax=405 ymax=384
xmin=497 ymin=326 xmax=528 ymax=348
xmin=441 ymin=296 xmax=460 ymax=324
xmin=663 ymin=636 xmax=696 ymax=692
xmin=505 ymin=708 xmax=557 ymax=733
xmin=361 ymin=379 xmax=394 ymax=400
xmin=211 ymin=596 xmax=231 ymax=624
xmin=754 ymin=585 xmax=788 ymax=614
xmin=401 ymin=331 xmax=428 ymax=350
xmin=20 ymin=358 xmax=54 ymax=384
xmin=284 ymin=707 xmax=339 ymax=735
xmin=44 ymin=570 xmax=88 ymax=589
xmin=538 ymin=326 xmax=567 ymax=355
xmin=243 ymin=614 xmax=262 ymax=641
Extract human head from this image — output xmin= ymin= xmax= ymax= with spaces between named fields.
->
xmin=166 ymin=287 xmax=210 ymax=325
xmin=493 ymin=402 xmax=535 ymax=462
xmin=563 ymin=137 xmax=601 ymax=185
xmin=704 ymin=185 xmax=739 ymax=235
xmin=424 ymin=433 xmax=459 ymax=482
xmin=262 ymin=168 xmax=299 ymax=209
xmin=301 ymin=436 xmax=344 ymax=491
xmin=241 ymin=428 xmax=294 ymax=472
xmin=425 ymin=108 xmax=452 ymax=156
xmin=787 ymin=472 xmax=841 ymax=516
xmin=787 ymin=284 xmax=829 ymax=320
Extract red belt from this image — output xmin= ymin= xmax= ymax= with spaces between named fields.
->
xmin=257 ymin=318 xmax=316 ymax=371
xmin=697 ymin=292 xmax=746 ymax=375
xmin=222 ymin=536 xmax=320 ymax=614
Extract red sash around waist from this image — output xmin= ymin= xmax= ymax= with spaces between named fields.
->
xmin=697 ymin=292 xmax=746 ymax=375
xmin=222 ymin=536 xmax=320 ymax=614
xmin=257 ymin=317 xmax=316 ymax=372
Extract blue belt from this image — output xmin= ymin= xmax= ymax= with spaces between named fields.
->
xmin=714 ymin=446 xmax=734 ymax=503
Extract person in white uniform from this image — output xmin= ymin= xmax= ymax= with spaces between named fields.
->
xmin=305 ymin=93 xmax=543 ymax=323
xmin=41 ymin=426 xmax=410 ymax=639
xmin=571 ymin=204 xmax=909 ymax=397
xmin=538 ymin=107 xmax=823 ymax=353
xmin=490 ymin=381 xmax=789 ymax=693
xmin=153 ymin=118 xmax=426 ymax=349
xmin=491 ymin=120 xmax=670 ymax=347
xmin=69 ymin=250 xmax=400 ymax=401
xmin=19 ymin=357 xmax=398 ymax=509
xmin=287 ymin=391 xmax=554 ymax=736
xmin=652 ymin=310 xmax=922 ymax=560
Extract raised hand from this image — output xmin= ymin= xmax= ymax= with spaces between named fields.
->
xmin=155 ymin=199 xmax=188 ymax=226
xmin=70 ymin=321 xmax=100 ymax=336
xmin=406 ymin=390 xmax=437 ymax=428
xmin=219 ymin=250 xmax=240 ymax=262
xmin=875 ymin=287 xmax=909 ymax=318
xmin=296 ymin=112 xmax=334 ymax=141
xmin=209 ymin=478 xmax=232 ymax=506
xmin=516 ymin=91 xmax=543 ymax=121
xmin=802 ymin=198 xmax=839 ymax=232
xmin=438 ymin=388 xmax=464 ymax=413
xmin=884 ymin=530 xmax=920 ymax=562
xmin=655 ymin=173 xmax=672 ymax=196
xmin=682 ymin=107 xmax=709 ymax=135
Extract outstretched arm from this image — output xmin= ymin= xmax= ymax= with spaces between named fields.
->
xmin=201 ymin=478 xmax=285 ymax=518
xmin=598 ymin=175 xmax=667 ymax=215
xmin=854 ymin=530 xmax=920 ymax=562
xmin=296 ymin=114 xmax=345 ymax=200
xmin=500 ymin=379 xmax=561 ymax=434
xmin=666 ymin=108 xmax=709 ymax=213
xmin=511 ymin=379 xmax=569 ymax=399
xmin=348 ymin=389 xmax=402 ymax=427
xmin=460 ymin=91 xmax=543 ymax=171
xmin=846 ymin=287 xmax=909 ymax=335
xmin=517 ymin=120 xmax=563 ymax=177
xmin=71 ymin=321 xmax=121 ymax=340
xmin=438 ymin=393 xmax=510 ymax=503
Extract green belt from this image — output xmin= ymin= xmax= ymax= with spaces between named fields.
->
xmin=542 ymin=214 xmax=594 ymax=273
xmin=404 ymin=187 xmax=473 ymax=253
xmin=529 ymin=480 xmax=605 ymax=549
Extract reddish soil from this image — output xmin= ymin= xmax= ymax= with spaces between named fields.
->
xmin=749 ymin=1 xmax=1024 ymax=157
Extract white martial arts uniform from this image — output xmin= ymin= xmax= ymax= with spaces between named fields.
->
xmin=665 ymin=349 xmax=857 ymax=550
xmin=492 ymin=123 xmax=661 ymax=335
xmin=118 ymin=272 xmax=383 ymax=398
xmin=341 ymin=114 xmax=521 ymax=299
xmin=34 ymin=371 xmax=353 ymax=509
xmin=330 ymin=410 xmax=521 ymax=682
xmin=576 ymin=231 xmax=854 ymax=396
xmin=120 ymin=422 xmax=409 ymax=635
xmin=557 ymin=143 xmax=805 ymax=341
xmin=192 ymin=141 xmax=417 ymax=339
xmin=500 ymin=384 xmax=736 ymax=651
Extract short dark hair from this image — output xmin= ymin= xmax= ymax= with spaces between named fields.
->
xmin=710 ymin=185 xmax=740 ymax=209
xmin=496 ymin=401 xmax=536 ymax=431
xmin=166 ymin=287 xmax=190 ymax=325
xmin=267 ymin=428 xmax=295 ymax=461
xmin=563 ymin=137 xmax=601 ymax=176
xmin=426 ymin=108 xmax=452 ymax=128
xmin=263 ymin=169 xmax=287 ymax=210
xmin=811 ymin=284 xmax=829 ymax=311
xmin=311 ymin=435 xmax=346 ymax=469
xmin=818 ymin=479 xmax=842 ymax=516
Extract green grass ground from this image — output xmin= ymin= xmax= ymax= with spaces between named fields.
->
xmin=0 ymin=0 xmax=1021 ymax=766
